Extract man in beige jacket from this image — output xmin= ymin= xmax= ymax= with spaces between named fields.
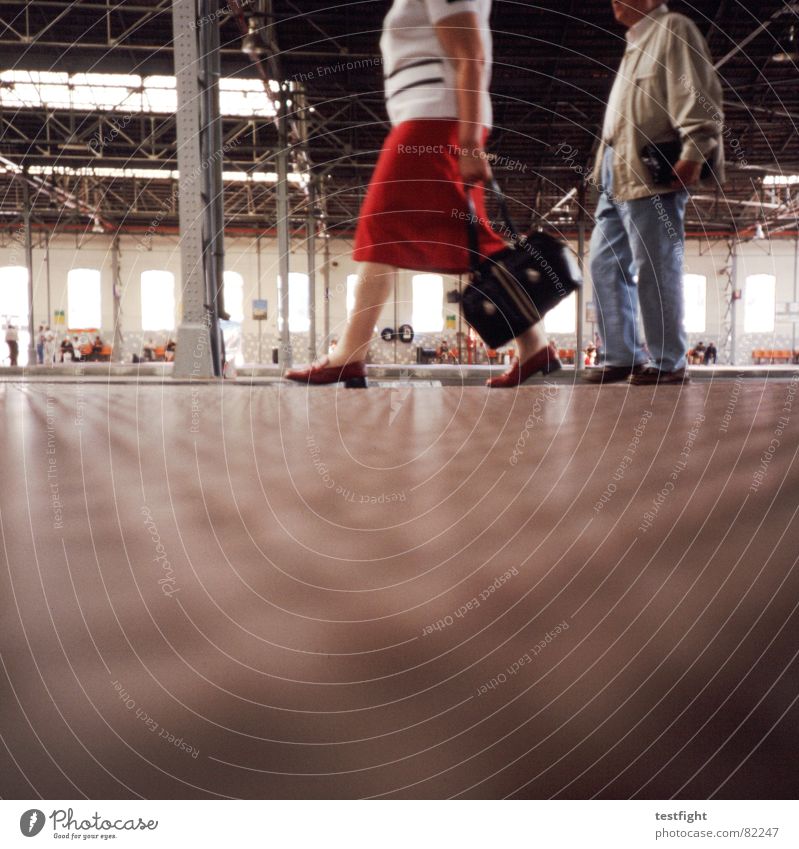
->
xmin=584 ymin=0 xmax=724 ymax=384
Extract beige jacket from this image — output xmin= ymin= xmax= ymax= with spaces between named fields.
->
xmin=592 ymin=9 xmax=725 ymax=201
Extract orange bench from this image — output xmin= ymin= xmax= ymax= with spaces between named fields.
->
xmin=78 ymin=343 xmax=112 ymax=361
xmin=752 ymin=349 xmax=792 ymax=364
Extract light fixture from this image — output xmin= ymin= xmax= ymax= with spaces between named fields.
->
xmin=241 ymin=12 xmax=268 ymax=57
xmin=772 ymin=22 xmax=799 ymax=63
xmin=763 ymin=174 xmax=799 ymax=186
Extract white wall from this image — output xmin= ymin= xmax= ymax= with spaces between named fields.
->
xmin=0 ymin=229 xmax=466 ymax=362
xmin=0 ymin=231 xmax=359 ymax=360
xmin=0 ymin=229 xmax=797 ymax=362
xmin=581 ymin=237 xmax=799 ymax=355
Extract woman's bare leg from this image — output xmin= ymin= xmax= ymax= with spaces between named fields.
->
xmin=326 ymin=262 xmax=397 ymax=367
xmin=512 ymin=322 xmax=548 ymax=364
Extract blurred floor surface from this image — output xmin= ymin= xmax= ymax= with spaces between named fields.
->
xmin=1 ymin=377 xmax=798 ymax=798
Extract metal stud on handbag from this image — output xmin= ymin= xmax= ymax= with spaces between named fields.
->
xmin=451 ymin=180 xmax=582 ymax=349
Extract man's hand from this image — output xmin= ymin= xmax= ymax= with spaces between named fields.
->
xmin=459 ymin=145 xmax=492 ymax=185
xmin=671 ymin=159 xmax=702 ymax=189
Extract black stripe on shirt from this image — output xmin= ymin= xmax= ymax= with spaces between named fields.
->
xmin=386 ymin=77 xmax=446 ymax=101
xmin=385 ymin=58 xmax=443 ymax=80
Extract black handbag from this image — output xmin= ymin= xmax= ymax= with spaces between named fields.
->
xmin=640 ymin=139 xmax=713 ymax=186
xmin=452 ymin=180 xmax=582 ymax=349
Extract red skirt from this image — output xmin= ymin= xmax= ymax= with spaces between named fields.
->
xmin=353 ymin=119 xmax=508 ymax=274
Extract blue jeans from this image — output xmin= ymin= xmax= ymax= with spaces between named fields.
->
xmin=589 ymin=146 xmax=689 ymax=372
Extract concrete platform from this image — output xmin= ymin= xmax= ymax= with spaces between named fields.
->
xmin=3 ymin=361 xmax=799 ymax=386
xmin=1 ymin=379 xmax=798 ymax=799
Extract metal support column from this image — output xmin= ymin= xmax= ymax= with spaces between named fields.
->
xmin=276 ymin=85 xmax=292 ymax=368
xmin=393 ymin=276 xmax=398 ymax=365
xmin=457 ymin=275 xmax=463 ymax=363
xmin=793 ymin=234 xmax=798 ymax=356
xmin=257 ymin=234 xmax=263 ymax=363
xmin=575 ymin=183 xmax=587 ymax=371
xmin=307 ymin=179 xmax=317 ymax=361
xmin=171 ymin=0 xmax=214 ymax=379
xmin=199 ymin=0 xmax=226 ymax=373
xmin=730 ymin=240 xmax=738 ymax=366
xmin=322 ymin=233 xmax=331 ymax=353
xmin=22 ymin=177 xmax=35 ymax=366
xmin=45 ymin=232 xmax=51 ymax=328
xmin=111 ymin=235 xmax=124 ymax=362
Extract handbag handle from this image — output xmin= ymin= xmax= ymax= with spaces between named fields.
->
xmin=465 ymin=178 xmax=520 ymax=272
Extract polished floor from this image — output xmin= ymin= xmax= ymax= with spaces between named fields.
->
xmin=1 ymin=375 xmax=798 ymax=799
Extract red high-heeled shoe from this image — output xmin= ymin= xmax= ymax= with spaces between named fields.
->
xmin=486 ymin=344 xmax=561 ymax=388
xmin=284 ymin=356 xmax=368 ymax=388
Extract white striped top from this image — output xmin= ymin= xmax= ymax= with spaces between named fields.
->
xmin=380 ymin=0 xmax=493 ymax=128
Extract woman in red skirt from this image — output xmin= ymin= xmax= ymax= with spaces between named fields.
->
xmin=286 ymin=0 xmax=559 ymax=388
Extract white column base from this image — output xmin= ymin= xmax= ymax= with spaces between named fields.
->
xmin=172 ymin=323 xmax=214 ymax=379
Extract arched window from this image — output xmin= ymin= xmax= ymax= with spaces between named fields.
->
xmin=744 ymin=274 xmax=776 ymax=333
xmin=0 ymin=265 xmax=30 ymax=365
xmin=544 ymin=292 xmax=576 ymax=334
xmin=683 ymin=274 xmax=707 ymax=333
xmin=223 ymin=270 xmax=244 ymax=322
xmin=412 ymin=274 xmax=444 ymax=332
xmin=346 ymin=274 xmax=358 ymax=319
xmin=277 ymin=272 xmax=310 ymax=332
xmin=0 ymin=265 xmax=29 ymax=324
xmin=141 ymin=270 xmax=176 ymax=330
xmin=67 ymin=268 xmax=102 ymax=328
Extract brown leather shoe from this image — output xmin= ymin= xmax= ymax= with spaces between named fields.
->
xmin=583 ymin=363 xmax=646 ymax=384
xmin=486 ymin=344 xmax=561 ymax=388
xmin=629 ymin=366 xmax=689 ymax=385
xmin=284 ymin=357 xmax=368 ymax=387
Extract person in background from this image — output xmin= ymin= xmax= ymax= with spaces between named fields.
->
xmin=5 ymin=323 xmax=19 ymax=366
xmin=693 ymin=341 xmax=706 ymax=364
xmin=43 ymin=325 xmax=56 ymax=365
xmin=60 ymin=336 xmax=75 ymax=363
xmin=36 ymin=325 xmax=45 ymax=364
xmin=704 ymin=341 xmax=717 ymax=365
xmin=594 ymin=332 xmax=604 ymax=364
xmin=286 ymin=0 xmax=559 ymax=388
xmin=584 ymin=0 xmax=724 ymax=385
